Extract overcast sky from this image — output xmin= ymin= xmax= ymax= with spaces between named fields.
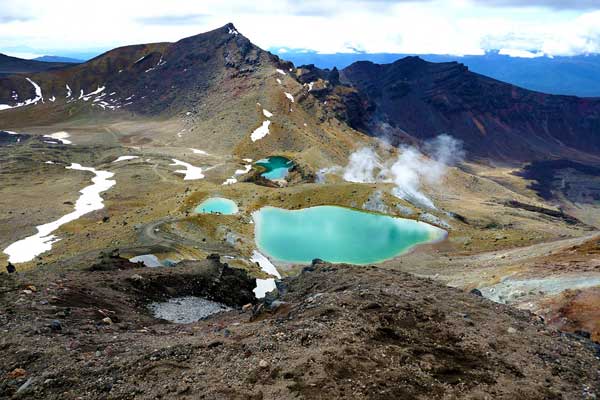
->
xmin=1 ymin=0 xmax=599 ymax=59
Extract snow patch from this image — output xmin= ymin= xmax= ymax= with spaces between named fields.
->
xmin=190 ymin=148 xmax=209 ymax=155
xmin=82 ymin=86 xmax=105 ymax=101
xmin=250 ymin=120 xmax=271 ymax=142
xmin=3 ymin=164 xmax=116 ymax=263
xmin=262 ymin=109 xmax=273 ymax=118
xmin=235 ymin=164 xmax=252 ymax=175
xmin=0 ymin=77 xmax=44 ymax=110
xmin=27 ymin=78 xmax=43 ymax=102
xmin=170 ymin=159 xmax=204 ymax=180
xmin=251 ymin=251 xmax=281 ymax=299
xmin=284 ymin=92 xmax=294 ymax=102
xmin=276 ymin=69 xmax=286 ymax=76
xmin=113 ymin=156 xmax=139 ymax=163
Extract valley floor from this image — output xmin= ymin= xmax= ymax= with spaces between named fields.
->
xmin=1 ymin=122 xmax=600 ymax=398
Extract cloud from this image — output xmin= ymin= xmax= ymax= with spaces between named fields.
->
xmin=472 ymin=0 xmax=600 ymax=10
xmin=136 ymin=13 xmax=210 ymax=26
xmin=283 ymin=0 xmax=434 ymax=16
xmin=0 ymin=0 xmax=35 ymax=23
xmin=0 ymin=15 xmax=31 ymax=23
xmin=0 ymin=0 xmax=598 ymax=57
xmin=480 ymin=10 xmax=600 ymax=56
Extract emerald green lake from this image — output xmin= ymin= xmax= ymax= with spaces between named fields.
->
xmin=194 ymin=197 xmax=238 ymax=215
xmin=255 ymin=156 xmax=293 ymax=180
xmin=253 ymin=206 xmax=446 ymax=265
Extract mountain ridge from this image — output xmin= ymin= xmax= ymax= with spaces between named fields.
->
xmin=33 ymin=55 xmax=83 ymax=63
xmin=277 ymin=50 xmax=600 ymax=97
xmin=2 ymin=24 xmax=600 ymax=164
xmin=336 ymin=56 xmax=600 ymax=162
xmin=0 ymin=53 xmax=74 ymax=77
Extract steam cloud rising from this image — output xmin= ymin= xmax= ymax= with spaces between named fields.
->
xmin=324 ymin=134 xmax=465 ymax=209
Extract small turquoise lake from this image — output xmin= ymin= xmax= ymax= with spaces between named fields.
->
xmin=255 ymin=156 xmax=293 ymax=180
xmin=195 ymin=197 xmax=238 ymax=215
xmin=253 ymin=206 xmax=446 ymax=265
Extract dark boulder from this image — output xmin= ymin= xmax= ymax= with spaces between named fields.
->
xmin=6 ymin=262 xmax=16 ymax=274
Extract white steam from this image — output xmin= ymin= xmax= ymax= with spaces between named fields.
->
xmin=342 ymin=147 xmax=382 ymax=183
xmin=332 ymin=134 xmax=464 ymax=210
xmin=388 ymin=147 xmax=438 ymax=209
xmin=315 ymin=165 xmax=342 ymax=183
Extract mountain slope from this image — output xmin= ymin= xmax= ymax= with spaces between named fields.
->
xmin=0 ymin=24 xmax=367 ymax=164
xmin=0 ymin=53 xmax=73 ymax=76
xmin=339 ymin=57 xmax=600 ymax=162
xmin=277 ymin=51 xmax=600 ymax=97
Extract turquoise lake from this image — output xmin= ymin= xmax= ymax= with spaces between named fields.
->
xmin=195 ymin=197 xmax=238 ymax=215
xmin=255 ymin=156 xmax=293 ymax=180
xmin=253 ymin=206 xmax=446 ymax=265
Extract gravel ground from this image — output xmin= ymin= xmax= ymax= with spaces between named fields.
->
xmin=1 ymin=257 xmax=599 ymax=399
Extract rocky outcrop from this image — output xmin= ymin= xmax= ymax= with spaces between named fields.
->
xmin=295 ymin=64 xmax=374 ymax=129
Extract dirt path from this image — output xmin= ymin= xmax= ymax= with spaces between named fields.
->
xmin=463 ymin=232 xmax=600 ymax=268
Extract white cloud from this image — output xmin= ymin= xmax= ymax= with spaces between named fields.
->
xmin=4 ymin=51 xmax=44 ymax=59
xmin=0 ymin=0 xmax=598 ymax=57
xmin=498 ymin=49 xmax=545 ymax=58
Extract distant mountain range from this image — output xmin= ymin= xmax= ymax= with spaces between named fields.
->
xmin=33 ymin=55 xmax=83 ymax=63
xmin=0 ymin=53 xmax=75 ymax=77
xmin=276 ymin=51 xmax=600 ymax=97
xmin=4 ymin=48 xmax=600 ymax=96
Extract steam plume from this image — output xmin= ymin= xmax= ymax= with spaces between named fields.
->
xmin=331 ymin=134 xmax=464 ymax=209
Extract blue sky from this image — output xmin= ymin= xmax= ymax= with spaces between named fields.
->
xmin=0 ymin=0 xmax=599 ymax=59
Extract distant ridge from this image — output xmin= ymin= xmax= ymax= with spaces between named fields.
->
xmin=276 ymin=50 xmax=600 ymax=97
xmin=0 ymin=53 xmax=73 ymax=77
xmin=34 ymin=55 xmax=83 ymax=63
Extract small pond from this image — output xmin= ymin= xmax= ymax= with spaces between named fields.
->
xmin=253 ymin=205 xmax=446 ymax=265
xmin=194 ymin=197 xmax=238 ymax=215
xmin=255 ymin=156 xmax=294 ymax=180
